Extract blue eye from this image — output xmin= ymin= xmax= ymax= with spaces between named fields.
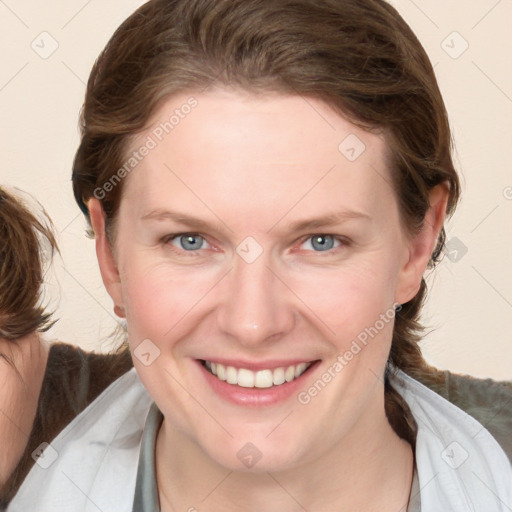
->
xmin=162 ymin=232 xmax=347 ymax=256
xmin=302 ymin=234 xmax=340 ymax=252
xmin=170 ymin=234 xmax=207 ymax=251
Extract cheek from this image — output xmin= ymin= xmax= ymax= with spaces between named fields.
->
xmin=119 ymin=259 xmax=215 ymax=343
xmin=119 ymin=262 xmax=215 ymax=428
xmin=290 ymin=258 xmax=399 ymax=339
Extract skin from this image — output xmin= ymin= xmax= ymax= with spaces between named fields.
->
xmin=89 ymin=87 xmax=449 ymax=511
xmin=0 ymin=334 xmax=48 ymax=486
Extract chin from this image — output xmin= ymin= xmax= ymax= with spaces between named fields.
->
xmin=202 ymin=437 xmax=306 ymax=473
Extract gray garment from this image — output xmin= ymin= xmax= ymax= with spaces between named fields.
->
xmin=132 ymin=403 xmax=421 ymax=511
xmin=408 ymin=467 xmax=421 ymax=512
xmin=133 ymin=402 xmax=162 ymax=512
xmin=420 ymin=371 xmax=512 ymax=462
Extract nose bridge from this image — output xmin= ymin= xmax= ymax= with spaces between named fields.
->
xmin=217 ymin=250 xmax=293 ymax=345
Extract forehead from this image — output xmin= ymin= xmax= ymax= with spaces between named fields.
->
xmin=122 ymin=88 xmax=395 ymax=229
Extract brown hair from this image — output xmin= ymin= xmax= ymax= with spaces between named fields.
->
xmin=0 ymin=188 xmax=59 ymax=345
xmin=72 ymin=0 xmax=461 ymax=444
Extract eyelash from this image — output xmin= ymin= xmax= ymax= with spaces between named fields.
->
xmin=160 ymin=232 xmax=351 ymax=257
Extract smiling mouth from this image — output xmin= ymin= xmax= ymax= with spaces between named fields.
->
xmin=200 ymin=359 xmax=316 ymax=389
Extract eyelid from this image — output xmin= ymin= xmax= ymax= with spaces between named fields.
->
xmin=162 ymin=232 xmax=213 ymax=254
xmin=296 ymin=234 xmax=351 ymax=254
xmin=161 ymin=232 xmax=351 ymax=256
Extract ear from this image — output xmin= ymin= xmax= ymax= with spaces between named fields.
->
xmin=395 ymin=182 xmax=450 ymax=305
xmin=87 ymin=198 xmax=125 ymax=316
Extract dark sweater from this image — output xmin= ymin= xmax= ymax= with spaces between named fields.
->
xmin=0 ymin=343 xmax=133 ymax=508
xmin=1 ymin=344 xmax=510 ymax=508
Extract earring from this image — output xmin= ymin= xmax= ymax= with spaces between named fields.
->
xmin=114 ymin=305 xmax=125 ymax=318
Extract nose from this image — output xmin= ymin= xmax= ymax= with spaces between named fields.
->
xmin=216 ymin=253 xmax=295 ymax=347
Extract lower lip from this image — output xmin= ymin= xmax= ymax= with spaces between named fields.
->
xmin=195 ymin=359 xmax=320 ymax=407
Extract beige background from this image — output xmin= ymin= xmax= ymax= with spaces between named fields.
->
xmin=1 ymin=1 xmax=511 ymax=379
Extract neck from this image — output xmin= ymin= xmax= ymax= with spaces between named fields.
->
xmin=0 ymin=333 xmax=49 ymax=486
xmin=155 ymin=392 xmax=414 ymax=512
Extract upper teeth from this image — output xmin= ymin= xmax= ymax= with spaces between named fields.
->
xmin=204 ymin=361 xmax=311 ymax=388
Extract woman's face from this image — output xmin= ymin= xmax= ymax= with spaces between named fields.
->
xmin=92 ymin=87 xmax=440 ymax=472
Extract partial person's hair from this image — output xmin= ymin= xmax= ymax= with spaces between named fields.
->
xmin=0 ymin=187 xmax=59 ymax=344
xmin=71 ymin=0 xmax=461 ymax=444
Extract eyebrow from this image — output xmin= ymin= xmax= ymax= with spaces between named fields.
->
xmin=140 ymin=208 xmax=371 ymax=233
xmin=141 ymin=209 xmax=229 ymax=232
xmin=278 ymin=210 xmax=371 ymax=233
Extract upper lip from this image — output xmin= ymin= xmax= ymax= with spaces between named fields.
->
xmin=198 ymin=358 xmax=319 ymax=371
